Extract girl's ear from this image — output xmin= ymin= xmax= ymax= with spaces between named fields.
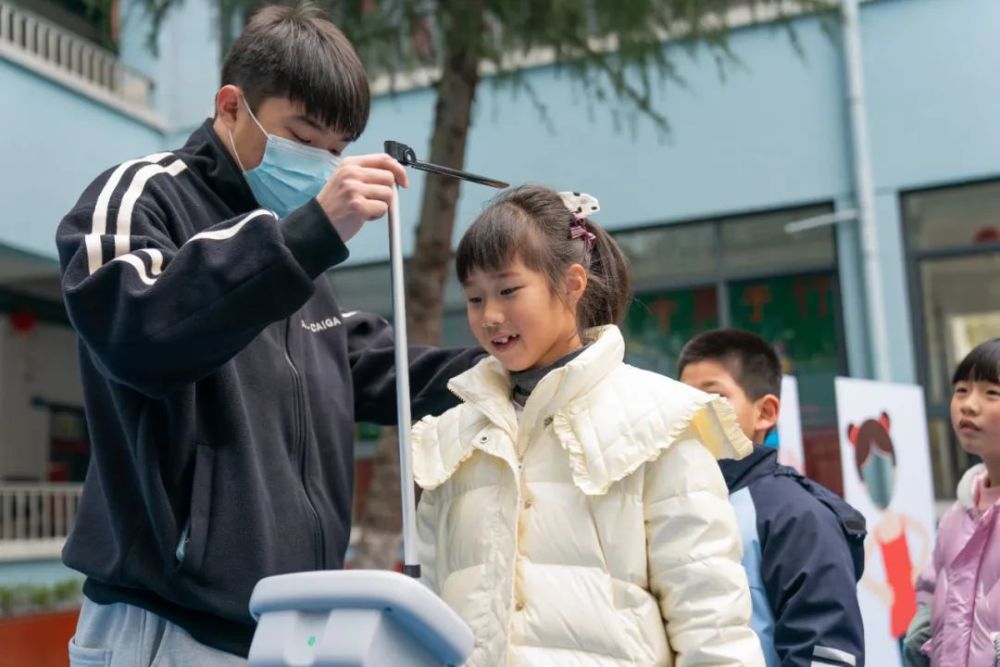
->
xmin=564 ymin=263 xmax=588 ymax=305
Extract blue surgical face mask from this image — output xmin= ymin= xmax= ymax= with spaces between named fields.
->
xmin=229 ymin=97 xmax=339 ymax=218
xmin=860 ymin=447 xmax=895 ymax=510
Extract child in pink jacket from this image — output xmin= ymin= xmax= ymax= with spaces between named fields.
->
xmin=905 ymin=337 xmax=1000 ymax=666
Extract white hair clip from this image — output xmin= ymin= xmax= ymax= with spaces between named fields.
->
xmin=559 ymin=191 xmax=600 ymax=263
xmin=559 ymin=191 xmax=600 ymax=220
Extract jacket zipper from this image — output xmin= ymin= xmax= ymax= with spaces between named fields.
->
xmin=506 ymin=429 xmax=526 ymax=653
xmin=284 ymin=317 xmax=325 ymax=568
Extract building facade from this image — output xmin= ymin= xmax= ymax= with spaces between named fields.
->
xmin=335 ymin=0 xmax=1000 ymax=499
xmin=0 ymin=0 xmax=997 ymax=533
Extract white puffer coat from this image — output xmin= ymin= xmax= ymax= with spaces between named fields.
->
xmin=413 ymin=326 xmax=764 ymax=667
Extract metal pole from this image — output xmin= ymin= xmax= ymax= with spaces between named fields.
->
xmin=842 ymin=0 xmax=892 ymax=382
xmin=387 ymin=184 xmax=420 ymax=578
xmin=382 ymin=139 xmax=505 ymax=579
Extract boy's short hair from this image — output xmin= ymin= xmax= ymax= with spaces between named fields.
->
xmin=678 ymin=329 xmax=782 ymax=401
xmin=221 ymin=3 xmax=370 ymax=141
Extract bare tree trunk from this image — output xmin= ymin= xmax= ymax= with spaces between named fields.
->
xmin=404 ymin=0 xmax=484 ymax=346
xmin=350 ymin=1 xmax=484 ymax=569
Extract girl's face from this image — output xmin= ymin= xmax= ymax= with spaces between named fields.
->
xmin=951 ymin=378 xmax=1000 ymax=460
xmin=463 ymin=257 xmax=586 ymax=372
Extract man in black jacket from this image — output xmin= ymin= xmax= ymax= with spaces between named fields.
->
xmin=57 ymin=5 xmax=480 ymax=664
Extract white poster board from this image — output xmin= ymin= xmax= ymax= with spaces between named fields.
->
xmin=835 ymin=378 xmax=936 ymax=667
xmin=776 ymin=375 xmax=805 ymax=474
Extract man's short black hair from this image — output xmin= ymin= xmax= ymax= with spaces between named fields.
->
xmin=678 ymin=328 xmax=783 ymax=401
xmin=221 ymin=3 xmax=370 ymax=141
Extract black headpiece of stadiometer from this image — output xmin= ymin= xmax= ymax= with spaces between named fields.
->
xmin=384 ymin=141 xmax=509 ymax=189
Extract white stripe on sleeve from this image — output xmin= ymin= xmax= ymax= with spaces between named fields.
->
xmin=188 ymin=209 xmax=274 ymax=242
xmin=111 ymin=254 xmax=157 ymax=286
xmin=138 ymin=248 xmax=164 ymax=276
xmin=87 ymin=152 xmax=173 ymax=275
xmin=107 ymin=210 xmax=275 ymax=286
xmin=113 ymin=159 xmax=189 ymax=259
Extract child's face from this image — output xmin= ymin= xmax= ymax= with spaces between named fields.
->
xmin=463 ymin=258 xmax=583 ymax=372
xmin=951 ymin=378 xmax=1000 ymax=460
xmin=679 ymin=360 xmax=779 ymax=444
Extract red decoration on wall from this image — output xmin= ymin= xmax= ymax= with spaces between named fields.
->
xmin=9 ymin=311 xmax=38 ymax=336
xmin=793 ymin=279 xmax=810 ymax=319
xmin=743 ymin=286 xmax=772 ymax=324
xmin=814 ymin=276 xmax=832 ymax=318
xmin=649 ymin=298 xmax=678 ymax=334
xmin=974 ymin=227 xmax=1000 ymax=244
xmin=693 ymin=288 xmax=717 ymax=327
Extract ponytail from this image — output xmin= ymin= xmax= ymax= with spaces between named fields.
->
xmin=576 ymin=221 xmax=632 ymax=329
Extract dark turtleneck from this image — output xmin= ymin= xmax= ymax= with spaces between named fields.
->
xmin=510 ymin=345 xmax=588 ymax=406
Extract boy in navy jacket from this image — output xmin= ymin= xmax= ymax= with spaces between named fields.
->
xmin=680 ymin=329 xmax=866 ymax=667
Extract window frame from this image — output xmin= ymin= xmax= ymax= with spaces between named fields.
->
xmin=902 ymin=175 xmax=1000 ymax=496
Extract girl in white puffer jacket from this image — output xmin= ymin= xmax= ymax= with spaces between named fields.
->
xmin=413 ymin=185 xmax=765 ymax=667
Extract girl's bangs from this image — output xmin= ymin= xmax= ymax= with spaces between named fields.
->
xmin=952 ymin=339 xmax=1000 ymax=385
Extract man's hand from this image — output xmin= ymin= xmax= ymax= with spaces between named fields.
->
xmin=316 ymin=154 xmax=409 ymax=243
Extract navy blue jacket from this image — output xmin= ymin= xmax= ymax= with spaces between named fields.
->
xmin=721 ymin=446 xmax=867 ymax=667
xmin=56 ymin=121 xmax=481 ymax=656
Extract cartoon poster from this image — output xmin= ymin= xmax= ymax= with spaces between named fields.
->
xmin=835 ymin=378 xmax=936 ymax=667
xmin=775 ymin=375 xmax=805 ymax=474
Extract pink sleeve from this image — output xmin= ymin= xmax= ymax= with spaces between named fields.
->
xmin=915 ymin=558 xmax=937 ymax=607
xmin=916 ymin=505 xmax=955 ymax=607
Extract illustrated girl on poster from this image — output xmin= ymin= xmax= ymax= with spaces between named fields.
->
xmin=847 ymin=412 xmax=931 ymax=656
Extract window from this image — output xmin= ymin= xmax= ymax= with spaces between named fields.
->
xmin=728 ymin=273 xmax=842 ymax=426
xmin=905 ymin=181 xmax=1000 ymax=497
xmin=328 ymin=262 xmax=394 ymax=316
xmin=720 ymin=207 xmax=836 ymax=275
xmin=617 ymin=203 xmax=845 ymax=491
xmin=47 ymin=404 xmax=89 ymax=482
xmin=904 ymin=180 xmax=1000 ymax=252
xmin=616 ymin=204 xmax=839 ymax=380
xmin=27 ymin=0 xmax=116 ymax=48
xmin=617 ymin=222 xmax=716 ymax=291
xmin=624 ymin=286 xmax=719 ymax=376
xmin=919 ymin=254 xmax=1000 ymax=405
